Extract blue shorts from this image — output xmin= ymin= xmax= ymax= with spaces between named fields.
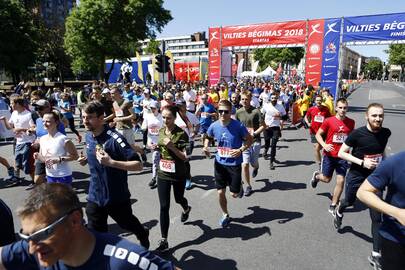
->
xmin=46 ymin=175 xmax=73 ymax=185
xmin=321 ymin=155 xmax=349 ymax=178
xmin=15 ymin=143 xmax=32 ymax=174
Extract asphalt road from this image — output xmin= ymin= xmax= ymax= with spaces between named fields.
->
xmin=0 ymin=80 xmax=404 ymax=270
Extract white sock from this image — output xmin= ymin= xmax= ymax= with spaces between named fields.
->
xmin=372 ymin=251 xmax=381 ymax=257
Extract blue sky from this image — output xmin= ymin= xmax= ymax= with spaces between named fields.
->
xmin=158 ymin=0 xmax=405 ymax=62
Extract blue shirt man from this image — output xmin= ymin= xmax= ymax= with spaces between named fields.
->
xmin=197 ymin=101 xmax=216 ymax=134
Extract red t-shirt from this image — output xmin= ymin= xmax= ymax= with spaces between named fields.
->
xmin=320 ymin=116 xmax=355 ymax=157
xmin=307 ymin=105 xmax=331 ymax=134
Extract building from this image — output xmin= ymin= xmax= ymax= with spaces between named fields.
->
xmin=340 ymin=46 xmax=368 ymax=80
xmin=24 ymin=0 xmax=76 ymax=28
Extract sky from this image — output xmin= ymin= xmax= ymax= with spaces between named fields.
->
xmin=158 ymin=0 xmax=405 ymax=62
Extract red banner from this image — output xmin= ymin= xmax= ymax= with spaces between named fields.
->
xmin=174 ymin=62 xmax=200 ymax=82
xmin=305 ymin=19 xmax=325 ymax=86
xmin=209 ymin=27 xmax=221 ymax=86
xmin=221 ymin=20 xmax=306 ymax=47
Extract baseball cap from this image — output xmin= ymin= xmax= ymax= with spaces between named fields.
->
xmin=143 ymin=89 xmax=150 ymax=94
xmin=149 ymin=100 xmax=158 ymax=108
xmin=102 ymin=88 xmax=110 ymax=94
xmin=34 ymin=99 xmax=50 ymax=107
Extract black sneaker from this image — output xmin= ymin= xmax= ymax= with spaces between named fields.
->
xmin=252 ymin=167 xmax=259 ymax=178
xmin=333 ymin=208 xmax=343 ymax=229
xmin=310 ymin=171 xmax=320 ymax=188
xmin=139 ymin=228 xmax=150 ymax=250
xmin=270 ymin=162 xmax=275 ymax=170
xmin=148 ymin=178 xmax=157 ymax=189
xmin=155 ymin=238 xmax=169 ymax=252
xmin=368 ymin=253 xmax=382 ymax=270
xmin=181 ymin=206 xmax=191 ymax=222
xmin=25 ymin=183 xmax=36 ymax=191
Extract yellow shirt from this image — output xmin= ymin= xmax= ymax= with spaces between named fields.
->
xmin=297 ymin=94 xmax=311 ymax=115
xmin=322 ymin=97 xmax=335 ymax=116
xmin=208 ymin=92 xmax=219 ymax=103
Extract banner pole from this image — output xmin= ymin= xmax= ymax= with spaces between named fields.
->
xmin=303 ymin=19 xmax=309 ymax=83
xmin=336 ymin=17 xmax=344 ymax=101
xmin=219 ymin=26 xmax=222 ymax=82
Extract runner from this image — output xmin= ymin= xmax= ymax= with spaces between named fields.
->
xmin=155 ymin=105 xmax=191 ymax=251
xmin=58 ymin=92 xmax=82 ymax=143
xmin=196 ymin=94 xmax=217 ymax=146
xmin=261 ymin=93 xmax=286 ymax=170
xmin=77 ymin=101 xmax=150 ymax=249
xmin=335 ymin=103 xmax=391 ymax=269
xmin=304 ymin=95 xmax=331 ymax=169
xmin=204 ymin=99 xmax=253 ymax=227
xmin=236 ymin=91 xmax=265 ymax=196
xmin=310 ymin=98 xmax=355 ymax=214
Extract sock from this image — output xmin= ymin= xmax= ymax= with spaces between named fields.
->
xmin=372 ymin=251 xmax=381 ymax=257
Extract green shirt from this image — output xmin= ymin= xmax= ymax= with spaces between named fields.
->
xmin=235 ymin=106 xmax=263 ymax=141
xmin=157 ymin=125 xmax=189 ymax=181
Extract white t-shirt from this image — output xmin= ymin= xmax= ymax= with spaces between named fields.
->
xmin=8 ymin=110 xmax=35 ymax=144
xmin=251 ymin=96 xmax=260 ymax=108
xmin=175 ymin=112 xmax=199 ymax=140
xmin=259 ymin=92 xmax=271 ymax=104
xmin=142 ymin=113 xmax=163 ymax=147
xmin=261 ymin=103 xmax=286 ymax=127
xmin=40 ymin=132 xmax=72 ymax=177
xmin=183 ymin=89 xmax=197 ymax=111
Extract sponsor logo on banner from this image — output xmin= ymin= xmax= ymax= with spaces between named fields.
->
xmin=321 ymin=18 xmax=341 ymax=98
xmin=209 ymin=27 xmax=221 ymax=86
xmin=305 ymin=19 xmax=325 ymax=86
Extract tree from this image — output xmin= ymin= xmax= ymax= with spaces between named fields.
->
xmin=144 ymin=39 xmax=161 ymax=55
xmin=364 ymin=59 xmax=383 ymax=80
xmin=0 ymin=0 xmax=38 ymax=83
xmin=64 ymin=0 xmax=172 ymax=82
xmin=253 ymin=47 xmax=304 ymax=70
xmin=387 ymin=44 xmax=405 ymax=81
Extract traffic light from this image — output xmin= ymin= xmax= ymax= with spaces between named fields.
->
xmin=155 ymin=54 xmax=171 ymax=73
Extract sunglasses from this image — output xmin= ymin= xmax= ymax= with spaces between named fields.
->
xmin=218 ymin=110 xmax=230 ymax=114
xmin=18 ymin=208 xmax=78 ymax=243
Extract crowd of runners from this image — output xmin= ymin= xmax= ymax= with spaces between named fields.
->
xmin=0 ymin=77 xmax=403 ymax=270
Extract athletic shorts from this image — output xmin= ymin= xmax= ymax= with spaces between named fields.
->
xmin=116 ymin=128 xmax=135 ymax=146
xmin=214 ymin=161 xmax=242 ymax=194
xmin=310 ymin=134 xmax=318 ymax=144
xmin=199 ymin=125 xmax=209 ymax=135
xmin=34 ymin=160 xmax=46 ymax=176
xmin=46 ymin=175 xmax=73 ymax=185
xmin=344 ymin=172 xmax=365 ymax=206
xmin=15 ymin=143 xmax=33 ymax=174
xmin=242 ymin=141 xmax=260 ymax=167
xmin=264 ymin=126 xmax=281 ymax=140
xmin=321 ymin=155 xmax=349 ymax=178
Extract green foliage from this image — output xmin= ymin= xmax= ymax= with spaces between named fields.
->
xmin=0 ymin=0 xmax=38 ymax=82
xmin=144 ymin=39 xmax=161 ymax=55
xmin=364 ymin=59 xmax=383 ymax=80
xmin=387 ymin=44 xmax=405 ymax=67
xmin=253 ymin=47 xmax=304 ymax=70
xmin=64 ymin=0 xmax=172 ymax=81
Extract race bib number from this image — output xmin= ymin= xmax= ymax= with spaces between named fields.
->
xmin=332 ymin=133 xmax=347 ymax=144
xmin=314 ymin=115 xmax=325 ymax=123
xmin=217 ymin=147 xmax=232 ymax=158
xmin=364 ymin=154 xmax=383 ymax=165
xmin=148 ymin=126 xmax=159 ymax=136
xmin=159 ymin=159 xmax=175 ymax=173
xmin=201 ymin=112 xmax=208 ymax=118
xmin=247 ymin=127 xmax=254 ymax=136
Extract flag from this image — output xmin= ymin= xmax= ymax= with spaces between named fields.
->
xmin=136 ymin=51 xmax=143 ymax=82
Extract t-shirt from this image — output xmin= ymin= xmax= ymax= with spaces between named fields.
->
xmin=320 ymin=116 xmax=355 ymax=158
xmin=9 ymin=109 xmax=35 ymax=144
xmin=306 ymin=105 xmax=331 ymax=134
xmin=198 ymin=103 xmax=216 ymax=128
xmin=235 ymin=107 xmax=262 ymax=142
xmin=367 ymin=151 xmax=405 ymax=245
xmin=183 ymin=89 xmax=197 ymax=112
xmin=39 ymin=132 xmax=72 ymax=177
xmin=122 ymin=90 xmax=134 ymax=102
xmin=0 ymin=199 xmax=15 ymax=246
xmin=345 ymin=126 xmax=391 ymax=177
xmin=259 ymin=92 xmax=271 ymax=104
xmin=207 ymin=119 xmax=248 ymax=166
xmin=141 ymin=113 xmax=163 ymax=147
xmin=59 ymin=101 xmax=73 ymax=119
xmin=1 ymin=230 xmax=175 ymax=270
xmin=157 ymin=125 xmax=189 ymax=181
xmin=85 ymin=127 xmax=140 ymax=206
xmin=132 ymin=95 xmax=144 ymax=114
xmin=175 ymin=112 xmax=199 ymax=143
xmin=261 ymin=103 xmax=286 ymax=128
xmin=113 ymin=100 xmax=133 ymax=130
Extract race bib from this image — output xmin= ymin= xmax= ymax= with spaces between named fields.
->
xmin=247 ymin=127 xmax=255 ymax=136
xmin=217 ymin=147 xmax=232 ymax=158
xmin=148 ymin=126 xmax=159 ymax=136
xmin=332 ymin=133 xmax=347 ymax=144
xmin=159 ymin=159 xmax=175 ymax=173
xmin=364 ymin=154 xmax=383 ymax=165
xmin=115 ymin=109 xmax=124 ymax=117
xmin=314 ymin=115 xmax=325 ymax=123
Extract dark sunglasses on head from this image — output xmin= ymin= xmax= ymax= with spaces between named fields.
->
xmin=218 ymin=110 xmax=229 ymax=114
xmin=18 ymin=208 xmax=79 ymax=243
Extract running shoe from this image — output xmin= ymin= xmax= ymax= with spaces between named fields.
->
xmin=244 ymin=185 xmax=253 ymax=197
xmin=238 ymin=184 xmax=244 ymax=198
xmin=25 ymin=182 xmax=36 ymax=191
xmin=148 ymin=178 xmax=157 ymax=189
xmin=368 ymin=253 xmax=382 ymax=270
xmin=219 ymin=214 xmax=231 ymax=228
xmin=310 ymin=171 xmax=320 ymax=188
xmin=328 ymin=204 xmax=337 ymax=215
xmin=155 ymin=238 xmax=169 ymax=252
xmin=185 ymin=179 xmax=193 ymax=190
xmin=181 ymin=206 xmax=192 ymax=222
xmin=333 ymin=208 xmax=343 ymax=229
xmin=252 ymin=167 xmax=259 ymax=178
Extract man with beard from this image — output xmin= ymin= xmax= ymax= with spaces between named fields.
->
xmin=335 ymin=103 xmax=391 ymax=270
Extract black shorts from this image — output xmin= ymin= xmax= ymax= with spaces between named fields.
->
xmin=214 ymin=161 xmax=242 ymax=193
xmin=34 ymin=160 xmax=46 ymax=176
xmin=310 ymin=134 xmax=318 ymax=144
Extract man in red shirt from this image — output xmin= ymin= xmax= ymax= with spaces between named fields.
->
xmin=304 ymin=95 xmax=331 ymax=169
xmin=310 ymin=98 xmax=355 ymax=214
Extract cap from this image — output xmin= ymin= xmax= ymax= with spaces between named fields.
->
xmin=34 ymin=99 xmax=50 ymax=107
xmin=102 ymin=88 xmax=110 ymax=94
xmin=143 ymin=89 xmax=150 ymax=94
xmin=149 ymin=100 xmax=158 ymax=108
